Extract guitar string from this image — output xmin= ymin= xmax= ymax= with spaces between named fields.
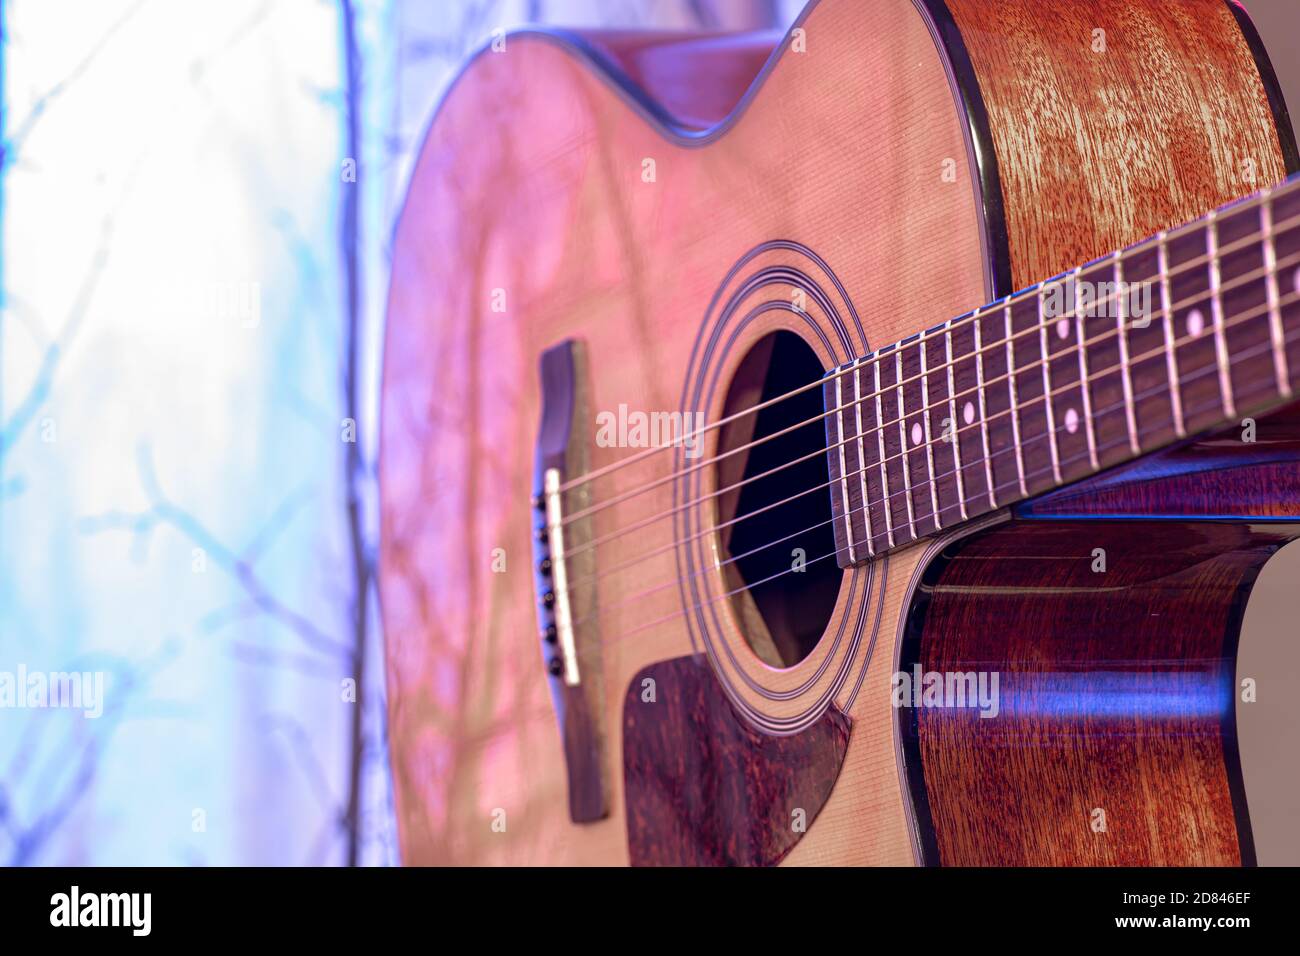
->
xmin=555 ymin=184 xmax=1293 ymax=496
xmin=569 ymin=319 xmax=1300 ymax=634
xmin=560 ymin=244 xmax=1300 ymax=559
xmin=561 ymin=288 xmax=1300 ymax=610
xmin=556 ymin=186 xmax=1289 ymax=494
xmin=571 ymin=423 xmax=1053 ymax=632
xmin=581 ymin=323 xmax=1300 ymax=649
xmin=558 ymin=224 xmax=1285 ymax=524
xmin=553 ymin=206 xmax=1300 ymax=533
xmin=556 ymin=246 xmax=1300 ymax=568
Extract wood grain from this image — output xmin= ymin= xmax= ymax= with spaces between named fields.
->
xmin=623 ymin=655 xmax=850 ymax=866
xmin=905 ymin=521 xmax=1296 ymax=865
xmin=943 ymin=0 xmax=1290 ymax=289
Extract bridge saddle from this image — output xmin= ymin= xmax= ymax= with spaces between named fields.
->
xmin=532 ymin=339 xmax=610 ymax=823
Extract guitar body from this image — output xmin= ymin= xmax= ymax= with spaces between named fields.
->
xmin=379 ymin=0 xmax=1299 ymax=865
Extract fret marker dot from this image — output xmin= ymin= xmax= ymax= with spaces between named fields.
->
xmin=1065 ymin=407 xmax=1079 ymax=435
xmin=1187 ymin=308 xmax=1205 ymax=338
xmin=911 ymin=422 xmax=923 ymax=446
xmin=1056 ymin=318 xmax=1070 ymax=340
xmin=963 ymin=401 xmax=975 ymax=425
xmin=1293 ymin=265 xmax=1300 ymax=297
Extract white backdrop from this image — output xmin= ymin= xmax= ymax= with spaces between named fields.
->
xmin=0 ymin=0 xmax=800 ymax=866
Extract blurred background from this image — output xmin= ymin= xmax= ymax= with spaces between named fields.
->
xmin=0 ymin=0 xmax=804 ymax=867
xmin=1 ymin=0 xmax=1297 ymax=866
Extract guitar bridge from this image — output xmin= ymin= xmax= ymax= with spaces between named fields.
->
xmin=532 ymin=339 xmax=610 ymax=823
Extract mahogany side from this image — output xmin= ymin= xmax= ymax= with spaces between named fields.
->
xmin=943 ymin=0 xmax=1294 ymax=291
xmin=902 ymin=520 xmax=1298 ymax=865
xmin=1018 ymin=402 xmax=1300 ymax=520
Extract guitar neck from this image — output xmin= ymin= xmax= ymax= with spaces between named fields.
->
xmin=824 ymin=174 xmax=1300 ymax=567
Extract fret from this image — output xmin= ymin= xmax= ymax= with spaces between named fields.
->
xmin=917 ymin=332 xmax=941 ymax=529
xmin=872 ymin=354 xmax=895 ymax=549
xmin=896 ymin=344 xmax=928 ymax=537
xmin=1043 ymin=266 xmax=1092 ymax=482
xmin=830 ymin=369 xmax=857 ymax=564
xmin=875 ymin=347 xmax=910 ymax=544
xmin=1112 ymin=257 xmax=1141 ymax=456
xmin=1080 ymin=256 xmax=1130 ymax=468
xmin=942 ymin=323 xmax=969 ymax=522
xmin=919 ymin=330 xmax=956 ymax=529
xmin=1261 ymin=197 xmax=1292 ymax=398
xmin=1271 ymin=186 xmax=1300 ymax=391
xmin=1207 ymin=211 xmax=1236 ymax=418
xmin=837 ymin=363 xmax=870 ymax=559
xmin=1215 ymin=200 xmax=1276 ymax=413
xmin=1036 ymin=286 xmax=1063 ymax=484
xmin=1074 ymin=281 xmax=1100 ymax=471
xmin=1116 ymin=242 xmax=1179 ymax=451
xmin=1007 ymin=296 xmax=1047 ymax=494
xmin=850 ymin=361 xmax=875 ymax=555
xmin=855 ymin=359 xmax=891 ymax=555
xmin=1158 ymin=234 xmax=1186 ymax=439
xmin=1167 ymin=223 xmax=1225 ymax=434
xmin=977 ymin=307 xmax=1019 ymax=501
xmin=972 ymin=316 xmax=997 ymax=507
xmin=1004 ymin=305 xmax=1028 ymax=496
xmin=951 ymin=314 xmax=993 ymax=512
xmin=825 ymin=359 xmax=878 ymax=568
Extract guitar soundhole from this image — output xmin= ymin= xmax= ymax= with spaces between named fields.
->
xmin=716 ymin=331 xmax=841 ymax=668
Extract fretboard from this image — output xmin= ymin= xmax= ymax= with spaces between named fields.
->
xmin=823 ymin=175 xmax=1300 ymax=567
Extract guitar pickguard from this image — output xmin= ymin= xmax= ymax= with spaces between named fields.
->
xmin=622 ymin=655 xmax=850 ymax=866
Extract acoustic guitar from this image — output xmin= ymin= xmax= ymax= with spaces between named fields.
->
xmin=378 ymin=0 xmax=1300 ymax=866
